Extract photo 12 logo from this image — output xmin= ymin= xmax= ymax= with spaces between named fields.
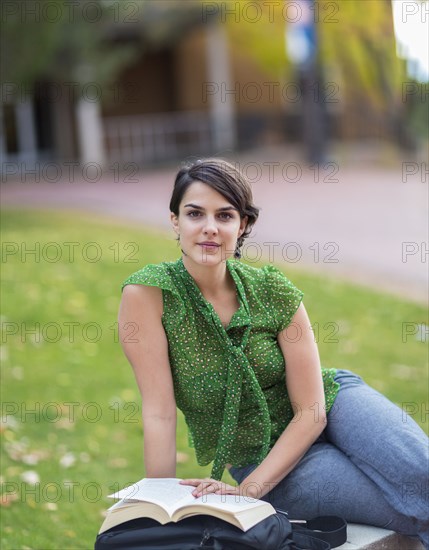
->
xmin=1 ymin=160 xmax=140 ymax=183
xmin=402 ymin=162 xmax=428 ymax=183
xmin=1 ymin=2 xmax=145 ymax=25
xmin=201 ymin=1 xmax=340 ymax=24
xmin=1 ymin=241 xmax=139 ymax=263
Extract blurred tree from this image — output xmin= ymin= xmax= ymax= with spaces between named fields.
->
xmin=0 ymin=0 xmax=202 ymax=96
xmin=318 ymin=0 xmax=409 ymax=145
xmin=0 ymin=0 xmax=140 ymax=93
xmin=221 ymin=0 xmax=424 ymax=149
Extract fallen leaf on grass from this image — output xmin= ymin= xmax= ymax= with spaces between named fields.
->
xmin=20 ymin=470 xmax=40 ymax=484
xmin=5 ymin=439 xmax=51 ymax=464
xmin=0 ymin=493 xmax=19 ymax=507
xmin=107 ymin=457 xmax=128 ymax=469
xmin=55 ymin=418 xmax=75 ymax=431
xmin=11 ymin=366 xmax=24 ymax=380
xmin=0 ymin=416 xmax=19 ymax=432
xmin=5 ymin=466 xmax=21 ymax=477
xmin=22 ymin=450 xmax=50 ymax=465
xmin=59 ymin=452 xmax=76 ymax=468
xmin=0 ymin=345 xmax=9 ymax=361
xmin=4 ymin=440 xmax=27 ymax=461
xmin=43 ymin=502 xmax=58 ymax=511
xmin=79 ymin=452 xmax=90 ymax=463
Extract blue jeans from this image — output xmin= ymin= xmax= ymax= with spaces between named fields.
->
xmin=229 ymin=369 xmax=429 ymax=549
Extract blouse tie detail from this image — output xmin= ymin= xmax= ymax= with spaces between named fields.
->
xmin=176 ymin=258 xmax=271 ymax=480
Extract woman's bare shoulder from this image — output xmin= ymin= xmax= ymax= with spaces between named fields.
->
xmin=121 ymin=283 xmax=163 ymax=317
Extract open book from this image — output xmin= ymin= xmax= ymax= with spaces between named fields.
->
xmin=99 ymin=478 xmax=276 ymax=534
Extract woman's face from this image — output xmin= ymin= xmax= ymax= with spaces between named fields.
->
xmin=170 ymin=181 xmax=248 ymax=266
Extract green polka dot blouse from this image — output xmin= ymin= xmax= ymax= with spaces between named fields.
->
xmin=122 ymin=256 xmax=340 ymax=480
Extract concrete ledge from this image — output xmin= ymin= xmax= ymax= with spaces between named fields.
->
xmin=337 ymin=524 xmax=424 ymax=550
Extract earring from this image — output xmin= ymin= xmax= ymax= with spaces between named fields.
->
xmin=233 ymin=242 xmax=242 ymax=259
xmin=177 ymin=234 xmax=188 ymax=257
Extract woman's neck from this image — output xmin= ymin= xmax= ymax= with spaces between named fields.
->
xmin=181 ymin=255 xmax=234 ymax=300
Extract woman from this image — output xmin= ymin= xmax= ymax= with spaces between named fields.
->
xmin=118 ymin=158 xmax=428 ymax=548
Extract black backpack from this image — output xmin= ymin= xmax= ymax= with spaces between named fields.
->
xmin=94 ymin=511 xmax=347 ymax=550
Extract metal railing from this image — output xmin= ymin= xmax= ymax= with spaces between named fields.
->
xmin=103 ymin=110 xmax=213 ymax=165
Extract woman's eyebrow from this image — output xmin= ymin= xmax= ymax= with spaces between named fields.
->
xmin=183 ymin=203 xmax=237 ymax=212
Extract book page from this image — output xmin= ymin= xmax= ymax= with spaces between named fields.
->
xmin=172 ymin=494 xmax=276 ymax=531
xmin=108 ymin=478 xmax=195 ymax=516
xmin=108 ymin=499 xmax=142 ymax=511
xmin=182 ymin=493 xmax=270 ymax=513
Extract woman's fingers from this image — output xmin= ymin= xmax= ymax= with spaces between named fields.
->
xmin=179 ymin=478 xmax=203 ymax=486
xmin=179 ymin=477 xmax=212 ymax=485
xmin=179 ymin=478 xmax=238 ymax=497
xmin=179 ymin=478 xmax=216 ymax=496
xmin=180 ymin=478 xmax=212 ymax=490
xmin=193 ymin=480 xmax=217 ymax=496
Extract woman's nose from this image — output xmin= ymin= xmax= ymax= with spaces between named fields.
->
xmin=203 ymin=216 xmax=218 ymax=234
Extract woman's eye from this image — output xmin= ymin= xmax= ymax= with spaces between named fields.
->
xmin=187 ymin=211 xmax=233 ymax=220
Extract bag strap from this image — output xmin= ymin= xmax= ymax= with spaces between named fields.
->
xmin=290 ymin=515 xmax=347 ymax=549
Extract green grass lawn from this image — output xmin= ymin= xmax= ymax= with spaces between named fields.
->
xmin=1 ymin=209 xmax=427 ymax=549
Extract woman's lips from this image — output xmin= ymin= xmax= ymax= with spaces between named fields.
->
xmin=198 ymin=243 xmax=220 ymax=248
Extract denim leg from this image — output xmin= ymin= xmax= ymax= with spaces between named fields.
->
xmin=230 ymin=443 xmax=401 ymax=526
xmin=326 ymin=369 xmax=429 ymax=548
xmin=229 ymin=369 xmax=429 ymax=549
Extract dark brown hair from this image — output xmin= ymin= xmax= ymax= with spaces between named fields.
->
xmin=169 ymin=158 xmax=260 ymax=251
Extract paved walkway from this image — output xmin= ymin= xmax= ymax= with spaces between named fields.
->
xmin=2 ymin=146 xmax=427 ymax=303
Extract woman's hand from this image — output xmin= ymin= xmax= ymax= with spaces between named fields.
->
xmin=179 ymin=478 xmax=240 ymax=498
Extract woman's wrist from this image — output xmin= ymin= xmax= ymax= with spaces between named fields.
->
xmin=238 ymin=480 xmax=265 ymax=499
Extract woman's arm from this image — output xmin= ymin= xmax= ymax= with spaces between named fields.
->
xmin=238 ymin=302 xmax=326 ymax=498
xmin=118 ymin=284 xmax=177 ymax=478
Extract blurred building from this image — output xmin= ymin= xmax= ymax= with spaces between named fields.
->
xmin=1 ymin=1 xmax=406 ymax=171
